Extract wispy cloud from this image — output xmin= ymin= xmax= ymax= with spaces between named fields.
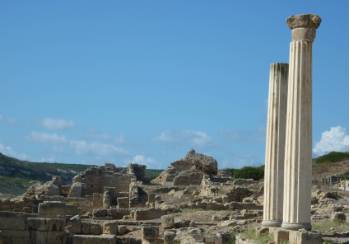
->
xmin=87 ymin=130 xmax=125 ymax=144
xmin=30 ymin=131 xmax=67 ymax=144
xmin=0 ymin=114 xmax=16 ymax=124
xmin=69 ymin=140 xmax=128 ymax=156
xmin=313 ymin=126 xmax=349 ymax=156
xmin=156 ymin=130 xmax=211 ymax=146
xmin=41 ymin=118 xmax=74 ymax=130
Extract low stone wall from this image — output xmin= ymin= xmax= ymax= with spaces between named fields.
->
xmin=133 ymin=208 xmax=176 ymax=221
xmin=0 ymin=199 xmax=37 ymax=213
xmin=72 ymin=234 xmax=116 ymax=244
xmin=0 ymin=211 xmax=66 ymax=244
xmin=38 ymin=201 xmax=78 ymax=217
xmin=92 ymin=208 xmax=130 ymax=219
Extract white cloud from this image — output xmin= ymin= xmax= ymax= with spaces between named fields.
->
xmin=69 ymin=140 xmax=128 ymax=156
xmin=88 ymin=131 xmax=125 ymax=144
xmin=156 ymin=130 xmax=211 ymax=146
xmin=313 ymin=126 xmax=349 ymax=156
xmin=130 ymin=154 xmax=158 ymax=168
xmin=0 ymin=143 xmax=28 ymax=160
xmin=30 ymin=131 xmax=67 ymax=144
xmin=41 ymin=118 xmax=74 ymax=130
xmin=0 ymin=114 xmax=16 ymax=124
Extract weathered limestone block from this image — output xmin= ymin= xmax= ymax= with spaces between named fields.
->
xmin=109 ymin=208 xmax=130 ymax=219
xmin=103 ymin=190 xmax=112 ymax=208
xmin=129 ymin=182 xmax=148 ymax=208
xmin=0 ymin=211 xmax=35 ymax=231
xmin=92 ymin=208 xmax=130 ymax=219
xmin=142 ymin=225 xmax=159 ymax=241
xmin=92 ymin=193 xmax=103 ymax=209
xmin=161 ymin=215 xmax=175 ymax=230
xmin=152 ymin=150 xmax=218 ymax=185
xmin=117 ymin=197 xmax=129 ymax=209
xmin=273 ymin=228 xmax=289 ymax=243
xmin=68 ymin=182 xmax=85 ymax=198
xmin=226 ymin=186 xmax=252 ymax=202
xmin=173 ymin=170 xmax=204 ymax=186
xmin=38 ymin=201 xmax=78 ymax=217
xmin=81 ymin=222 xmax=102 ymax=235
xmin=163 ymin=230 xmax=176 ymax=244
xmin=185 ymin=149 xmax=218 ymax=175
xmin=0 ymin=230 xmax=31 ymax=244
xmin=27 ymin=217 xmax=65 ymax=232
xmin=72 ymin=234 xmax=116 ymax=244
xmin=134 ymin=208 xmax=175 ymax=221
xmin=103 ymin=220 xmax=118 ymax=235
xmin=92 ymin=208 xmax=108 ymax=218
xmin=289 ymin=230 xmax=322 ymax=244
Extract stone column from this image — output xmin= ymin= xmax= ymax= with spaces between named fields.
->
xmin=282 ymin=14 xmax=321 ymax=230
xmin=262 ymin=63 xmax=289 ymax=227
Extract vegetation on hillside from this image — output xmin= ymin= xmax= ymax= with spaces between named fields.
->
xmin=228 ymin=166 xmax=265 ymax=180
xmin=313 ymin=151 xmax=349 ymax=164
xmin=224 ymin=151 xmax=349 ymax=180
xmin=144 ymin=169 xmax=162 ymax=181
xmin=0 ymin=153 xmax=91 ymax=183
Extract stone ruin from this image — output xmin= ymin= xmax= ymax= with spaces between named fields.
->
xmin=152 ymin=149 xmax=218 ymax=186
xmin=0 ymin=13 xmax=348 ymax=244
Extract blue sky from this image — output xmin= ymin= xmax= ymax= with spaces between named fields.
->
xmin=0 ymin=1 xmax=348 ymax=169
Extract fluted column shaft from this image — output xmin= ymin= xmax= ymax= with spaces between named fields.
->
xmin=262 ymin=63 xmax=288 ymax=227
xmin=282 ymin=14 xmax=321 ymax=231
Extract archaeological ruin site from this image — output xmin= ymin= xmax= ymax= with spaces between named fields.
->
xmin=0 ymin=13 xmax=348 ymax=244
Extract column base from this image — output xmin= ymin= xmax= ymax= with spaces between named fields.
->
xmin=261 ymin=220 xmax=282 ymax=227
xmin=281 ymin=222 xmax=311 ymax=231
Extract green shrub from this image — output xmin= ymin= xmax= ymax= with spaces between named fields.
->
xmin=225 ymin=165 xmax=264 ymax=180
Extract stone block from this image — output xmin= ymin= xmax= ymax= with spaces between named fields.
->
xmin=81 ymin=222 xmax=102 ymax=235
xmin=103 ymin=220 xmax=118 ymax=234
xmin=273 ymin=229 xmax=289 ymax=243
xmin=30 ymin=230 xmax=66 ymax=244
xmin=117 ymin=197 xmax=129 ymax=208
xmin=164 ymin=230 xmax=176 ymax=244
xmin=142 ymin=225 xmax=159 ymax=241
xmin=38 ymin=201 xmax=78 ymax=217
xmin=0 ymin=230 xmax=30 ymax=244
xmin=161 ymin=215 xmax=175 ymax=230
xmin=289 ymin=230 xmax=322 ymax=244
xmin=134 ymin=208 xmax=173 ymax=220
xmin=0 ymin=211 xmax=35 ymax=231
xmin=73 ymin=234 xmax=116 ymax=244
xmin=27 ymin=217 xmax=65 ymax=232
xmin=109 ymin=208 xmax=130 ymax=219
xmin=93 ymin=208 xmax=108 ymax=218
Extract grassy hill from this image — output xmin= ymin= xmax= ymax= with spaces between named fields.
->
xmin=224 ymin=151 xmax=349 ymax=180
xmin=0 ymin=153 xmax=162 ymax=197
xmin=0 ymin=153 xmax=92 ymax=196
